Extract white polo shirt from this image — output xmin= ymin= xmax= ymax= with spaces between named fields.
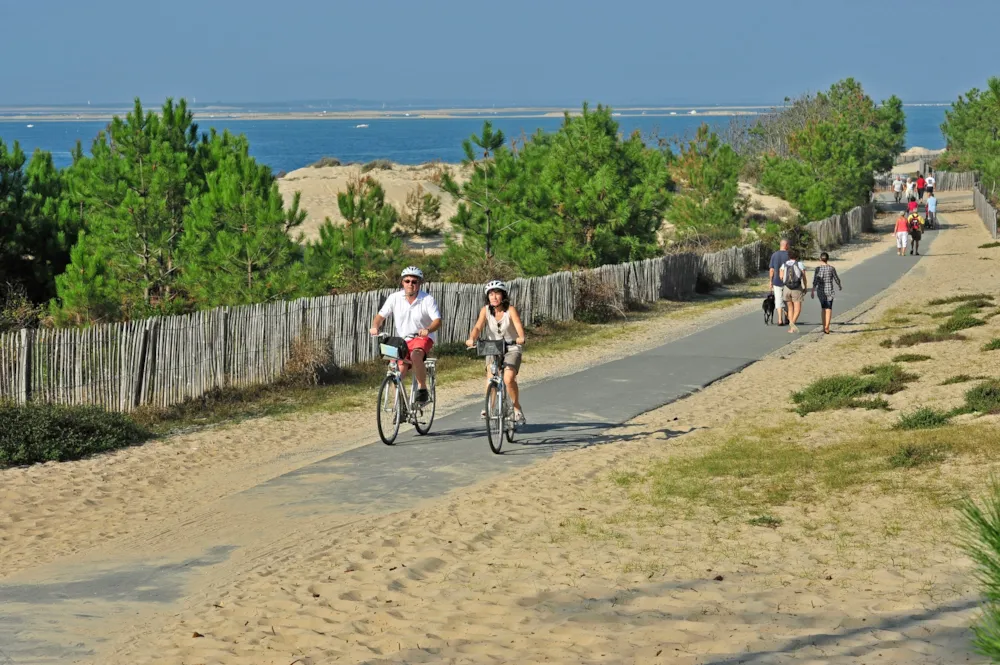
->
xmin=378 ymin=290 xmax=442 ymax=341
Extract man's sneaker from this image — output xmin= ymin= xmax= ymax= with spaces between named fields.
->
xmin=415 ymin=388 xmax=430 ymax=404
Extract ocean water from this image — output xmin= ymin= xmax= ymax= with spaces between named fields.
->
xmin=0 ymin=106 xmax=948 ymax=174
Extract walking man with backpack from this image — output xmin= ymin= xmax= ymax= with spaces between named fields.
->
xmin=780 ymin=249 xmax=807 ymax=334
xmin=768 ymin=239 xmax=790 ymax=326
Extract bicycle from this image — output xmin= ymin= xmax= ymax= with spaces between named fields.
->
xmin=374 ymin=333 xmax=437 ymax=445
xmin=474 ymin=339 xmax=518 ymax=454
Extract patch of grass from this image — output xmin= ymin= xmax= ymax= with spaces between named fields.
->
xmin=963 ymin=380 xmax=1000 ymax=415
xmin=888 ymin=316 xmax=911 ymax=324
xmin=942 ymin=374 xmax=986 ymax=386
xmin=309 ymin=156 xmax=341 ymax=168
xmin=611 ymin=470 xmax=641 ymax=487
xmin=748 ymin=514 xmax=782 ymax=529
xmin=983 ymin=339 xmax=1000 ymax=351
xmin=927 ymin=293 xmax=995 ymax=306
xmin=938 ymin=314 xmax=987 ymax=333
xmin=790 ymin=364 xmax=915 ymax=416
xmin=888 ymin=443 xmax=950 ymax=468
xmin=894 ymin=407 xmax=951 ymax=430
xmin=892 ymin=353 xmax=931 ymax=363
xmin=1 ymin=403 xmax=152 ymax=467
xmin=880 ymin=338 xmax=895 ymax=348
xmin=959 ymin=484 xmax=1000 ymax=661
xmin=978 ymin=241 xmax=1000 ymax=249
xmin=892 ymin=330 xmax=967 ymax=347
xmin=628 ymin=423 xmax=1000 ymax=513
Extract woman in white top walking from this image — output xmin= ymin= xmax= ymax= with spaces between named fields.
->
xmin=466 ymin=280 xmax=527 ymax=424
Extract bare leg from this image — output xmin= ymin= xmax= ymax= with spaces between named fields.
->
xmin=410 ymin=349 xmax=427 ymax=390
xmin=504 ymin=367 xmax=520 ymax=411
xmin=789 ymin=301 xmax=801 ymax=330
xmin=823 ymin=308 xmax=832 ymax=332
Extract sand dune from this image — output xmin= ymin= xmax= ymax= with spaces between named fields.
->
xmin=277 ymin=162 xmax=470 ymax=242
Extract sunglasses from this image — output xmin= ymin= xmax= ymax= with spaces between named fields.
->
xmin=402 ymin=279 xmax=421 ymax=284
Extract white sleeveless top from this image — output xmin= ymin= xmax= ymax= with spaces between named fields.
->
xmin=483 ymin=309 xmax=517 ymax=344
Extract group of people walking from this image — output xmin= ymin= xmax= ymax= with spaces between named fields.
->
xmin=891 ymin=172 xmax=938 ymax=256
xmin=769 ymin=239 xmax=843 ymax=335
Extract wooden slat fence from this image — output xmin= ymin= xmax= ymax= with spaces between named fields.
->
xmin=0 ymin=204 xmax=876 ymax=413
xmin=933 ymin=171 xmax=977 ymax=191
xmin=974 ymin=182 xmax=999 ymax=239
xmin=805 ymin=204 xmax=875 ymax=253
xmin=875 ymin=170 xmax=975 ymax=192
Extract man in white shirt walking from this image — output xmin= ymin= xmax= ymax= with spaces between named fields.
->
xmin=370 ymin=266 xmax=442 ymax=403
xmin=892 ymin=175 xmax=903 ymax=203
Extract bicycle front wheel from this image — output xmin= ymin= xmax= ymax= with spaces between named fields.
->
xmin=486 ymin=382 xmax=504 ymax=454
xmin=377 ymin=375 xmax=402 ymax=445
xmin=414 ymin=371 xmax=436 ymax=435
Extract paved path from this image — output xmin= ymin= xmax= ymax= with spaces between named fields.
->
xmin=0 ymin=200 xmax=943 ymax=664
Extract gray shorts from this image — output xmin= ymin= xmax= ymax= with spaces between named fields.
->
xmin=488 ymin=347 xmax=522 ymax=373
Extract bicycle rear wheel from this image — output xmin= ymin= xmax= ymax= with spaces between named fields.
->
xmin=414 ymin=371 xmax=436 ymax=435
xmin=485 ymin=382 xmax=504 ymax=454
xmin=377 ymin=375 xmax=402 ymax=445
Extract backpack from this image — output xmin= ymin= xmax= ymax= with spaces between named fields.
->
xmin=783 ymin=262 xmax=802 ymax=289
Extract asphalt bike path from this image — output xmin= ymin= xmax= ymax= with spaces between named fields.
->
xmin=0 ymin=199 xmax=940 ymax=663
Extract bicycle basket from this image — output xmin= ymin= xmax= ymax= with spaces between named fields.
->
xmin=476 ymin=339 xmax=507 ymax=357
xmin=380 ymin=336 xmax=409 ymax=360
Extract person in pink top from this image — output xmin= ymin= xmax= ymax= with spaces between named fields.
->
xmin=907 ymin=197 xmax=918 ymax=214
xmin=894 ymin=213 xmax=910 ymax=257
xmin=916 ymin=174 xmax=926 ymax=199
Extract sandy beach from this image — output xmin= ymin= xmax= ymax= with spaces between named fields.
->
xmin=2 ymin=191 xmax=993 ymax=664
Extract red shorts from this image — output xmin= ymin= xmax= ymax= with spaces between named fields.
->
xmin=406 ymin=336 xmax=434 ymax=360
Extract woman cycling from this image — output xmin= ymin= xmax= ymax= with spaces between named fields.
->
xmin=465 ymin=280 xmax=527 ymax=424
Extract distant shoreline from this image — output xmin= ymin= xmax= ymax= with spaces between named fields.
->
xmin=0 ymin=106 xmax=774 ymax=123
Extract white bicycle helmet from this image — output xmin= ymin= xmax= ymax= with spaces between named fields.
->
xmin=484 ymin=280 xmax=508 ymax=294
xmin=401 ymin=266 xmax=424 ymax=280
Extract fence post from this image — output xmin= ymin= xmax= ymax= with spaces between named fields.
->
xmin=18 ymin=328 xmax=31 ymax=405
xmin=133 ymin=324 xmax=150 ymax=409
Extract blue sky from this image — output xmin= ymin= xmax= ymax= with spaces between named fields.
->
xmin=1 ymin=0 xmax=998 ymax=106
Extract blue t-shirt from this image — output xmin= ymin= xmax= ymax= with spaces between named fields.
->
xmin=769 ymin=250 xmax=789 ymax=286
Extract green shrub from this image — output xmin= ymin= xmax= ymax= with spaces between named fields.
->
xmin=0 ymin=403 xmax=152 ymax=467
xmin=983 ymin=339 xmax=1000 ymax=351
xmin=938 ymin=314 xmax=986 ymax=333
xmin=748 ymin=514 xmax=782 ymax=528
xmin=893 ymin=330 xmax=967 ymax=347
xmin=959 ymin=483 xmax=1000 ymax=661
xmin=573 ymin=272 xmax=625 ymax=324
xmin=310 ymin=156 xmax=342 ymax=168
xmin=888 ymin=443 xmax=949 ymax=468
xmin=894 ymin=407 xmax=951 ymax=430
xmin=964 ymin=380 xmax=1000 ymax=415
xmin=942 ymin=374 xmax=985 ymax=386
xmin=891 ymin=353 xmax=931 ymax=363
xmin=791 ymin=364 xmax=914 ymax=416
xmin=927 ymin=293 xmax=995 ymax=306
xmin=361 ymin=159 xmax=393 ymax=173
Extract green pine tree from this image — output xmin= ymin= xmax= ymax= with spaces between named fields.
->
xmin=179 ymin=131 xmax=307 ymax=306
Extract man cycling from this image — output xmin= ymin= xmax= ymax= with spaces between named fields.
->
xmin=369 ymin=266 xmax=441 ymax=404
